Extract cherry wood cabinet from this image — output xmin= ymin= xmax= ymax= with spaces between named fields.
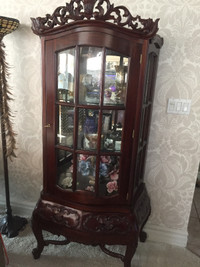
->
xmin=31 ymin=1 xmax=163 ymax=266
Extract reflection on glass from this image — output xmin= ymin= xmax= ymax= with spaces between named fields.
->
xmin=57 ymin=150 xmax=73 ymax=190
xmin=57 ymin=106 xmax=74 ymax=147
xmin=57 ymin=48 xmax=75 ymax=103
xmin=78 ymin=108 xmax=99 ymax=150
xmin=104 ymin=50 xmax=129 ymax=105
xmin=101 ymin=110 xmax=124 ymax=152
xmin=79 ymin=46 xmax=102 ymax=105
xmin=76 ymin=154 xmax=96 ymax=192
xmin=99 ymin=156 xmax=120 ymax=196
xmin=140 ymin=105 xmax=151 ymax=145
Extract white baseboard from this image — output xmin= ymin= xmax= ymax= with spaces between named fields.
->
xmin=144 ymin=222 xmax=188 ymax=248
xmin=0 ymin=200 xmax=35 ymax=217
xmin=0 ymin=200 xmax=188 ymax=247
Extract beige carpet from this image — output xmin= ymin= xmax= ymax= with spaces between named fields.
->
xmin=187 ymin=186 xmax=200 ymax=258
xmin=1 ymin=220 xmax=200 ymax=267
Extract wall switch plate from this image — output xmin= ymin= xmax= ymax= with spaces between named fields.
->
xmin=167 ymin=98 xmax=191 ymax=115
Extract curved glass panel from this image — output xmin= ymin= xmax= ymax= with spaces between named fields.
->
xmin=99 ymin=156 xmax=120 ymax=196
xmin=76 ymin=154 xmax=96 ymax=192
xmin=79 ymin=46 xmax=102 ymax=105
xmin=77 ymin=108 xmax=99 ymax=150
xmin=104 ymin=50 xmax=129 ymax=106
xmin=57 ymin=105 xmax=74 ymax=147
xmin=57 ymin=149 xmax=73 ymax=191
xmin=101 ymin=110 xmax=125 ymax=152
xmin=57 ymin=48 xmax=75 ymax=103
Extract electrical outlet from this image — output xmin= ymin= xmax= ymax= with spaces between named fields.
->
xmin=167 ymin=98 xmax=191 ymax=115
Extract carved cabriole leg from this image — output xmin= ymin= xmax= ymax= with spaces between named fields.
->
xmin=31 ymin=211 xmax=45 ymax=259
xmin=123 ymin=242 xmax=137 ymax=267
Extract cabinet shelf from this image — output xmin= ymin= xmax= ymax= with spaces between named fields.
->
xmin=56 ymin=101 xmax=126 ymax=109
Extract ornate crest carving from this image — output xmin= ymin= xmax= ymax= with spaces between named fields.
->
xmin=31 ymin=0 xmax=159 ymax=37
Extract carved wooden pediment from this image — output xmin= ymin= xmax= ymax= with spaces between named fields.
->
xmin=31 ymin=0 xmax=159 ymax=37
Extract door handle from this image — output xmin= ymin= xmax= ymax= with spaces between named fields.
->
xmin=44 ymin=124 xmax=51 ymax=128
xmin=132 ymin=130 xmax=135 ymax=139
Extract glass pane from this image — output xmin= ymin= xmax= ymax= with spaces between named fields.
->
xmin=144 ymin=53 xmax=156 ymax=104
xmin=134 ymin=148 xmax=146 ymax=187
xmin=104 ymin=50 xmax=129 ymax=106
xmin=99 ymin=156 xmax=120 ymax=196
xmin=57 ymin=48 xmax=75 ymax=103
xmin=79 ymin=46 xmax=102 ymax=105
xmin=57 ymin=106 xmax=74 ymax=147
xmin=76 ymin=154 xmax=96 ymax=192
xmin=57 ymin=150 xmax=73 ymax=190
xmin=101 ymin=110 xmax=125 ymax=152
xmin=77 ymin=108 xmax=99 ymax=150
xmin=141 ymin=106 xmax=151 ymax=144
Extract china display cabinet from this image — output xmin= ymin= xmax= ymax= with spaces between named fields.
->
xmin=31 ymin=1 xmax=163 ymax=266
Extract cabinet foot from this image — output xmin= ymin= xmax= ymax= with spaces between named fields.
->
xmin=32 ymin=247 xmax=43 ymax=259
xmin=139 ymin=231 xmax=147 ymax=242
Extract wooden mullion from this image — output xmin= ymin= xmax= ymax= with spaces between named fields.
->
xmin=94 ymin=47 xmax=106 ymax=196
xmin=72 ymin=45 xmax=80 ymax=192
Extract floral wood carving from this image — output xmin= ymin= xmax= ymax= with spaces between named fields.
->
xmin=31 ymin=0 xmax=159 ymax=37
xmin=38 ymin=202 xmax=81 ymax=229
xmin=82 ymin=214 xmax=135 ymax=234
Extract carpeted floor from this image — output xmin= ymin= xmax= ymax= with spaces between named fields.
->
xmin=1 ymin=220 xmax=200 ymax=267
xmin=187 ymin=186 xmax=200 ymax=257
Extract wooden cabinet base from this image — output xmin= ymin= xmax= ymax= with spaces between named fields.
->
xmin=31 ymin=183 xmax=150 ymax=266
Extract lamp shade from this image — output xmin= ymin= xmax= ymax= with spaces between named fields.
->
xmin=0 ymin=16 xmax=19 ymax=37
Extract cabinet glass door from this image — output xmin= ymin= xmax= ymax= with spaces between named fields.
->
xmin=55 ymin=46 xmax=130 ymax=199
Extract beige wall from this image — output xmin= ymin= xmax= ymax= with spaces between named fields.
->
xmin=0 ymin=0 xmax=200 ymax=246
